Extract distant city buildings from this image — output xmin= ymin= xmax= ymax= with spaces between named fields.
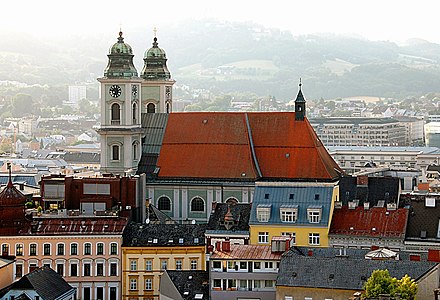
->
xmin=66 ymin=85 xmax=87 ymax=108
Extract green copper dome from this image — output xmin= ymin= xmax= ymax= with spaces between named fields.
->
xmin=103 ymin=31 xmax=138 ymax=78
xmin=141 ymin=37 xmax=171 ymax=81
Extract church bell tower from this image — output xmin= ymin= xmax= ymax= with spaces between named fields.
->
xmin=97 ymin=31 xmax=143 ymax=175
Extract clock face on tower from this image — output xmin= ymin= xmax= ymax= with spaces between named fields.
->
xmin=109 ymin=85 xmax=122 ymax=98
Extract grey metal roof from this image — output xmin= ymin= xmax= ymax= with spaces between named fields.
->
xmin=249 ymin=185 xmax=334 ymax=226
xmin=141 ymin=113 xmax=169 ymax=154
xmin=277 ymin=247 xmax=438 ymax=290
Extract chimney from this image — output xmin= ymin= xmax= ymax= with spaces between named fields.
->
xmin=215 ymin=241 xmax=221 ymax=252
xmin=308 ymin=250 xmax=313 ymax=256
xmin=19 ymin=183 xmax=24 ymax=190
xmin=222 ymin=240 xmax=230 ymax=252
xmin=364 ymin=202 xmax=370 ymax=210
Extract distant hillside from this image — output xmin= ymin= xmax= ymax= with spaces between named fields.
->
xmin=1 ymin=19 xmax=440 ymax=101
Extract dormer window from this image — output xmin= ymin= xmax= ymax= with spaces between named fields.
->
xmin=307 ymin=206 xmax=322 ymax=223
xmin=280 ymin=205 xmax=298 ymax=223
xmin=257 ymin=204 xmax=271 ymax=222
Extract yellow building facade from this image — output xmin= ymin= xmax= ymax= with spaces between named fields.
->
xmin=249 ymin=183 xmax=339 ymax=247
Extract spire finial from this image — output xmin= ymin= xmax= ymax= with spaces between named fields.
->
xmin=153 ymin=27 xmax=157 ymax=38
xmin=7 ymin=162 xmax=12 ymax=187
xmin=118 ymin=25 xmax=124 ymax=43
xmin=299 ymin=77 xmax=302 ymax=89
xmin=152 ymin=27 xmax=158 ymax=47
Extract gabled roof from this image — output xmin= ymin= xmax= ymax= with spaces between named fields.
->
xmin=207 ymin=202 xmax=251 ymax=233
xmin=0 ymin=267 xmax=74 ymax=300
xmin=142 ymin=112 xmax=342 ymax=181
xmin=211 ymin=244 xmax=283 ymax=260
xmin=249 ymin=182 xmax=335 ymax=226
xmin=329 ymin=206 xmax=408 ymax=238
xmin=122 ymin=222 xmax=206 ymax=247
xmin=277 ymin=247 xmax=438 ymax=290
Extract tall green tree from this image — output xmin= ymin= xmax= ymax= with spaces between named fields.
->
xmin=364 ymin=269 xmax=417 ymax=300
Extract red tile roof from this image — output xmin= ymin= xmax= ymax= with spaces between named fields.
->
xmin=155 ymin=112 xmax=342 ymax=180
xmin=19 ymin=217 xmax=128 ymax=235
xmin=329 ymin=206 xmax=409 ymax=238
xmin=211 ymin=244 xmax=283 ymax=260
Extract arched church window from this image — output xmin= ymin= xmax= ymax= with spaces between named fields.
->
xmin=132 ymin=142 xmax=138 ymax=161
xmin=132 ymin=103 xmax=137 ymax=124
xmin=226 ymin=198 xmax=238 ymax=205
xmin=147 ymin=103 xmax=156 ymax=114
xmin=190 ymin=197 xmax=205 ymax=212
xmin=158 ymin=196 xmax=171 ymax=211
xmin=112 ymin=145 xmax=120 ymax=161
xmin=111 ymin=103 xmax=120 ymax=124
xmin=166 ymin=102 xmax=170 ymax=114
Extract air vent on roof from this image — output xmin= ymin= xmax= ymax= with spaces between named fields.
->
xmin=421 ymin=231 xmax=427 ymax=239
xmin=364 ymin=202 xmax=370 ymax=210
xmin=334 ymin=201 xmax=342 ymax=209
xmin=188 ymin=275 xmax=193 ymax=280
xmin=387 ymin=203 xmax=397 ymax=211
xmin=202 ymin=119 xmax=208 ymax=124
xmin=329 ymin=274 xmax=334 ymax=279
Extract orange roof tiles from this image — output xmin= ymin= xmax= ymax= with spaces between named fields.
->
xmin=155 ymin=112 xmax=342 ymax=180
xmin=329 ymin=206 xmax=409 ymax=238
xmin=211 ymin=244 xmax=283 ymax=260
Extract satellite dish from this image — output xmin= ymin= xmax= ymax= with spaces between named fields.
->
xmin=145 ymin=218 xmax=150 ymax=224
xmin=191 ymin=219 xmax=196 ymax=224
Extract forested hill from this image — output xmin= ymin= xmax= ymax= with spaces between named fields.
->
xmin=2 ymin=19 xmax=440 ymax=100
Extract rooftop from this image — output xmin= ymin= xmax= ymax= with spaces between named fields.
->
xmin=164 ymin=270 xmax=209 ymax=300
xmin=211 ymin=244 xmax=283 ymax=260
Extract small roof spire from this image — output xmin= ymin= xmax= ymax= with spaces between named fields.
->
xmin=7 ymin=162 xmax=12 ymax=187
xmin=299 ymin=77 xmax=302 ymax=89
xmin=152 ymin=27 xmax=158 ymax=47
xmin=153 ymin=27 xmax=157 ymax=38
xmin=118 ymin=28 xmax=124 ymax=43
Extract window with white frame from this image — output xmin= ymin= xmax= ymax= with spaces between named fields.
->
xmin=130 ymin=260 xmax=137 ymax=271
xmin=70 ymin=243 xmax=78 ymax=255
xmin=57 ymin=243 xmax=64 ymax=255
xmin=145 ymin=278 xmax=153 ymax=290
xmin=112 ymin=145 xmax=120 ymax=161
xmin=291 ymin=233 xmax=296 ymax=244
xmin=161 ymin=259 xmax=167 ymax=270
xmin=258 ymin=232 xmax=269 ymax=244
xmin=190 ymin=197 xmax=205 ymax=212
xmin=175 ymin=259 xmax=182 ymax=270
xmin=29 ymin=243 xmax=37 ymax=256
xmin=84 ymin=243 xmax=91 ymax=255
xmin=309 ymin=233 xmax=320 ymax=245
xmin=15 ymin=244 xmax=23 ymax=256
xmin=130 ymin=279 xmax=137 ymax=290
xmin=257 ymin=205 xmax=271 ymax=222
xmin=191 ymin=259 xmax=197 ymax=270
xmin=145 ymin=260 xmax=152 ymax=271
xmin=97 ymin=243 xmax=104 ymax=255
xmin=307 ymin=208 xmax=322 ymax=223
xmin=280 ymin=207 xmax=298 ymax=223
xmin=110 ymin=243 xmax=117 ymax=255
xmin=43 ymin=243 xmax=51 ymax=256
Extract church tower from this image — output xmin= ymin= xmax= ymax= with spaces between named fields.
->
xmin=140 ymin=31 xmax=175 ymax=114
xmin=295 ymin=79 xmax=306 ymax=121
xmin=98 ymin=31 xmax=143 ymax=175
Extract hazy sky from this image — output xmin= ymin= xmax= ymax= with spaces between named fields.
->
xmin=2 ymin=0 xmax=440 ymax=43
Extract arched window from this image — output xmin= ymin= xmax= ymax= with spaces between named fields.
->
xmin=147 ymin=103 xmax=156 ymax=113
xmin=112 ymin=145 xmax=120 ymax=161
xmin=132 ymin=103 xmax=137 ymax=124
xmin=158 ymin=196 xmax=171 ymax=211
xmin=1 ymin=244 xmax=9 ymax=256
xmin=226 ymin=197 xmax=238 ymax=205
xmin=111 ymin=103 xmax=120 ymax=124
xmin=191 ymin=197 xmax=205 ymax=212
xmin=132 ymin=142 xmax=138 ymax=161
xmin=166 ymin=102 xmax=170 ymax=114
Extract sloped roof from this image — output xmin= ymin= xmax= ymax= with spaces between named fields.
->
xmin=211 ymin=244 xmax=283 ymax=260
xmin=19 ymin=217 xmax=128 ymax=235
xmin=329 ymin=206 xmax=408 ymax=238
xmin=165 ymin=270 xmax=209 ymax=300
xmin=207 ymin=202 xmax=251 ymax=232
xmin=147 ymin=112 xmax=342 ymax=181
xmin=405 ymin=196 xmax=440 ymax=241
xmin=0 ymin=267 xmax=74 ymax=300
xmin=249 ymin=183 xmax=335 ymax=226
xmin=277 ymin=248 xmax=438 ymax=290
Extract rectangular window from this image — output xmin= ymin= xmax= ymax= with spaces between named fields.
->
xmin=130 ymin=260 xmax=137 ymax=271
xmin=110 ymin=263 xmax=117 ymax=276
xmin=254 ymin=280 xmax=261 ymax=289
xmin=265 ymin=261 xmax=273 ymax=269
xmin=110 ymin=243 xmax=117 ymax=255
xmin=254 ymin=262 xmax=261 ymax=269
xmin=84 ymin=263 xmax=91 ymax=276
xmin=56 ymin=263 xmax=64 ymax=276
xmin=145 ymin=278 xmax=153 ymax=290
xmin=83 ymin=287 xmax=91 ymax=300
xmin=307 ymin=209 xmax=322 ymax=223
xmin=44 ymin=244 xmax=51 ymax=255
xmin=191 ymin=259 xmax=197 ymax=270
xmin=258 ymin=232 xmax=269 ymax=244
xmin=70 ymin=243 xmax=78 ymax=255
xmin=145 ymin=260 xmax=152 ymax=271
xmin=84 ymin=243 xmax=91 ymax=255
xmin=70 ymin=263 xmax=78 ymax=277
xmin=16 ymin=244 xmax=23 ymax=256
xmin=280 ymin=208 xmax=297 ymax=223
xmin=57 ymin=244 xmax=64 ymax=255
xmin=291 ymin=233 xmax=296 ymax=244
xmin=130 ymin=279 xmax=137 ymax=290
xmin=30 ymin=244 xmax=37 ymax=256
xmin=175 ymin=259 xmax=182 ymax=270
xmin=239 ymin=261 xmax=247 ymax=269
xmin=96 ymin=287 xmax=103 ymax=300
xmin=1 ymin=244 xmax=9 ymax=256
xmin=161 ymin=259 xmax=167 ymax=270
xmin=213 ymin=261 xmax=221 ymax=269
xmin=97 ymin=243 xmax=104 ymax=255
xmin=265 ymin=280 xmax=274 ymax=288
xmin=227 ymin=279 xmax=236 ymax=289
xmin=16 ymin=264 xmax=23 ymax=278
xmin=309 ymin=233 xmax=320 ymax=245
xmin=213 ymin=279 xmax=222 ymax=288
xmin=96 ymin=263 xmax=104 ymax=276
xmin=257 ymin=206 xmax=271 ymax=222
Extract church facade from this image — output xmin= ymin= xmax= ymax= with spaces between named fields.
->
xmin=98 ymin=31 xmax=343 ymax=225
